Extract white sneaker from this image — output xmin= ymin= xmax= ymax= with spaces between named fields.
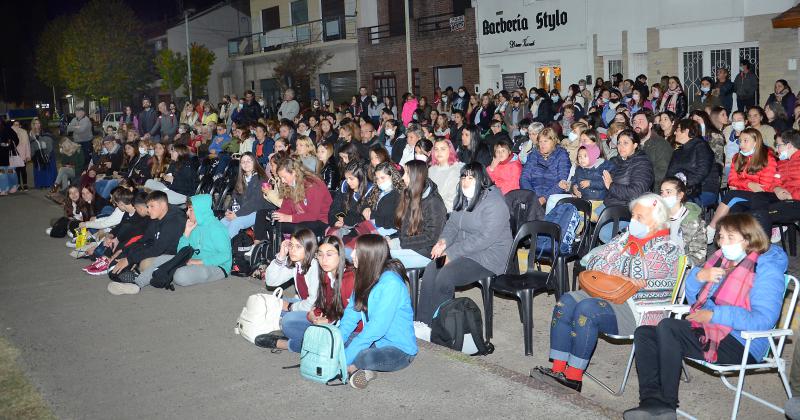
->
xmin=107 ymin=282 xmax=140 ymax=295
xmin=45 ymin=227 xmax=52 ymax=236
xmin=349 ymin=369 xmax=377 ymax=389
xmin=69 ymin=249 xmax=88 ymax=259
xmin=67 ymin=230 xmax=75 ymax=239
xmin=65 ymin=239 xmax=77 ymax=248
xmin=414 ymin=321 xmax=432 ymax=342
xmin=706 ymin=226 xmax=716 ymax=244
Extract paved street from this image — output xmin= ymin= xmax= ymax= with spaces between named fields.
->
xmin=0 ymin=191 xmax=614 ymax=420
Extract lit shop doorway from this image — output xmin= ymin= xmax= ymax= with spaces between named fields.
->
xmin=537 ymin=64 xmax=561 ymax=92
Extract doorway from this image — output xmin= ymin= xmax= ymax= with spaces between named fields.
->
xmin=537 ymin=64 xmax=561 ymax=92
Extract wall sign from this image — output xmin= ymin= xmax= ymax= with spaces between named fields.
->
xmin=449 ymin=15 xmax=465 ymax=32
xmin=476 ymin=0 xmax=585 ymax=54
xmin=502 ymin=73 xmax=526 ymax=91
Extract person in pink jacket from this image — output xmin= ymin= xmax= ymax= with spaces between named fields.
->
xmin=486 ymin=139 xmax=522 ymax=195
xmin=401 ymin=94 xmax=419 ymax=127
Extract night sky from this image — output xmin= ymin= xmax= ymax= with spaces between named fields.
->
xmin=0 ymin=0 xmax=222 ymax=104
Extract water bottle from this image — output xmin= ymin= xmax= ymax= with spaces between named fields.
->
xmin=231 ymin=199 xmax=240 ymax=214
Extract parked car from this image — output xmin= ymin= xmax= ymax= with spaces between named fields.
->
xmin=102 ymin=112 xmax=123 ymax=131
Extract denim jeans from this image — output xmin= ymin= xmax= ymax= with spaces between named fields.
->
xmin=346 ymin=332 xmax=415 ymax=372
xmin=95 ymin=179 xmax=120 ymax=199
xmin=549 ymin=292 xmax=619 ymax=370
xmin=220 ymin=212 xmax=257 ymax=238
xmin=281 ymin=310 xmax=311 ymax=353
xmin=0 ymin=166 xmax=18 ymax=192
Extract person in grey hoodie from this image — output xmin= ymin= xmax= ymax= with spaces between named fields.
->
xmin=149 ymin=102 xmax=179 ymax=143
xmin=416 ymin=162 xmax=512 ymax=325
xmin=66 ymin=107 xmax=93 ymax=169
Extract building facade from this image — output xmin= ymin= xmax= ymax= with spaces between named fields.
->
xmin=356 ymin=0 xmax=478 ymax=105
xmin=476 ymin=0 xmax=800 ymax=106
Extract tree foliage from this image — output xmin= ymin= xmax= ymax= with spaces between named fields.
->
xmin=155 ymin=49 xmax=187 ymax=98
xmin=187 ymin=43 xmax=216 ymax=99
xmin=272 ymin=46 xmax=333 ymax=99
xmin=51 ymin=0 xmax=155 ymax=99
xmin=34 ymin=15 xmax=70 ymax=89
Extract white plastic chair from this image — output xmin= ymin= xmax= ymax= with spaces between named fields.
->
xmin=584 ymin=255 xmax=691 ymax=395
xmin=675 ymin=274 xmax=799 ymax=420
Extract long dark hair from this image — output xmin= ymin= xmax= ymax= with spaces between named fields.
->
xmin=734 ymin=128 xmax=769 ymax=175
xmin=337 ymin=142 xmax=360 ymax=178
xmin=353 ymin=234 xmax=408 ymax=312
xmin=313 ymin=235 xmax=349 ymax=321
xmin=343 ymin=160 xmax=370 ymax=213
xmin=453 ymin=162 xmax=493 ymax=212
xmin=234 ymin=152 xmax=268 ymax=195
xmin=171 ymin=144 xmax=191 ymax=169
xmin=462 ymin=125 xmax=482 ymax=154
xmin=395 ymin=160 xmax=427 ymax=236
xmin=291 ymin=228 xmax=318 ymax=274
xmin=64 ymin=185 xmax=90 ymax=219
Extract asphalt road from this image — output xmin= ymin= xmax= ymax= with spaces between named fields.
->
xmin=0 ymin=191 xmax=614 ymax=420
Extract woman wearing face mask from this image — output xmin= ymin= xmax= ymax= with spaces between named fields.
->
xmin=602 ymin=129 xmax=654 ymax=208
xmin=659 ymin=77 xmax=688 ymax=119
xmin=429 ymin=138 xmax=464 ymax=213
xmin=362 ymin=161 xmax=403 ymax=235
xmin=665 ymin=119 xmax=715 ymax=207
xmin=328 ymin=161 xmax=372 ymax=238
xmin=452 ymin=87 xmax=470 ymax=113
xmin=660 ymin=177 xmax=707 ymax=266
xmin=534 ymin=194 xmax=681 ymax=393
xmin=601 ymin=89 xmax=624 ymax=127
xmin=395 ymin=160 xmax=446 ymax=257
xmin=120 ymin=141 xmax=151 ymax=186
xmin=705 ymin=128 xmax=778 ymax=242
xmin=437 ymin=92 xmax=453 ymax=118
xmin=626 ymin=214 xmax=787 ymax=419
xmin=562 ymin=122 xmax=587 ymax=164
xmin=627 ymin=88 xmax=650 ymax=114
xmin=690 ymin=77 xmax=721 ymax=113
xmin=416 ymin=162 xmax=512 ymax=325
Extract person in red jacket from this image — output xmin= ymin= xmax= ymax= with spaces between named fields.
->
xmin=257 ymin=235 xmax=361 ymax=351
xmin=486 ymin=139 xmax=522 ymax=195
xmin=746 ymin=129 xmax=800 ymax=235
xmin=706 ymin=128 xmax=779 ymax=242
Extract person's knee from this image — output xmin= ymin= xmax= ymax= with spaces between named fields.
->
xmin=139 ymin=257 xmax=156 ymax=271
xmin=634 ymin=325 xmax=657 ymax=344
xmin=172 ymin=267 xmax=194 ymax=287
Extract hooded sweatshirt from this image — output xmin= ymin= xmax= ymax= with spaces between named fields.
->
xmin=178 ymin=194 xmax=233 ymax=273
xmin=125 ymin=204 xmax=186 ymax=264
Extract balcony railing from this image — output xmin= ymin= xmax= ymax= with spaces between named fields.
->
xmin=417 ymin=11 xmax=464 ymax=34
xmin=228 ymin=15 xmax=356 ymax=58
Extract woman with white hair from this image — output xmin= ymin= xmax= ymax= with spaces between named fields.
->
xmin=533 ymin=193 xmax=682 ymax=393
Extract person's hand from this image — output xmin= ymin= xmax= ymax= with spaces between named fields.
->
xmin=142 ymin=134 xmax=150 ymax=141
xmin=558 ymin=180 xmax=570 ymax=191
xmin=538 ymin=196 xmax=546 ymax=206
xmin=278 ymin=239 xmax=290 ymax=258
xmin=334 ymin=217 xmax=344 ymax=228
xmin=184 ymin=218 xmax=197 ymax=237
xmin=103 ymin=236 xmax=114 ymax=247
xmin=362 ymin=207 xmax=372 ymax=220
xmin=573 ymin=188 xmax=582 ymax=199
xmin=163 ymin=174 xmax=174 ymax=183
xmin=774 ymin=187 xmax=792 ymax=200
xmin=431 ymin=239 xmax=447 ymax=259
xmin=687 ymin=309 xmax=714 ymax=324
xmin=579 ymin=180 xmax=590 ymax=189
xmin=602 ymin=170 xmax=613 ymax=189
xmin=225 ymin=210 xmax=236 ymax=221
xmin=312 ymin=313 xmax=330 ymax=325
xmin=626 ymin=277 xmax=647 ymax=288
xmin=78 ymin=222 xmax=86 ymax=228
xmin=697 ymin=267 xmax=727 ymax=283
xmin=272 ymin=212 xmax=292 ymax=223
xmin=187 ymin=259 xmax=203 ymax=265
xmin=747 ymin=182 xmax=763 ymax=192
xmin=112 ymin=257 xmax=129 ymax=274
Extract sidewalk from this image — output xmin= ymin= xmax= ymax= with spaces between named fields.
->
xmin=0 ymin=191 xmax=614 ymax=420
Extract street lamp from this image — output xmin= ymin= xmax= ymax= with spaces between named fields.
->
xmin=184 ymin=8 xmax=196 ymax=102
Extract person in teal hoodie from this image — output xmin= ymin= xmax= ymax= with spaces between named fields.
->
xmin=338 ymin=234 xmax=417 ymax=390
xmin=173 ymin=194 xmax=232 ymax=286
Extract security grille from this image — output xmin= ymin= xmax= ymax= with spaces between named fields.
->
xmin=682 ymin=51 xmax=703 ymax=102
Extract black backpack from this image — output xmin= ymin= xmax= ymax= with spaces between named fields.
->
xmin=150 ymin=246 xmax=197 ymax=290
xmin=430 ymin=297 xmax=494 ymax=356
xmin=230 ymin=231 xmax=254 ymax=277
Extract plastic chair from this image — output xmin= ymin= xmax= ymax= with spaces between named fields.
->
xmin=572 ymin=205 xmax=631 ymax=290
xmin=675 ymin=275 xmax=799 ymax=420
xmin=583 ymin=255 xmax=691 ymax=395
xmin=777 ymin=221 xmax=799 ymax=257
xmin=489 ymin=221 xmax=561 ymax=356
xmin=553 ymin=197 xmax=593 ymax=294
xmin=504 ymin=189 xmax=543 ymax=236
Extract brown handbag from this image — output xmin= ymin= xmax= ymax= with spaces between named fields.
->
xmin=578 ymin=270 xmax=642 ymax=304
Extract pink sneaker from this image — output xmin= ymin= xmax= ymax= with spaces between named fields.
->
xmin=86 ymin=258 xmax=111 ymax=276
xmin=83 ymin=257 xmax=107 ymax=272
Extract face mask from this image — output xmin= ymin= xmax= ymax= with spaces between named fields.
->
xmin=257 ymin=100 xmax=265 ymax=107
xmin=378 ymin=180 xmax=393 ymax=192
xmin=385 ymin=128 xmax=395 ymax=137
xmin=550 ymin=95 xmax=560 ymax=102
xmin=700 ymin=87 xmax=710 ymax=93
xmin=458 ymin=91 xmax=465 ymax=98
xmin=628 ymin=218 xmax=650 ymax=239
xmin=652 ymin=91 xmax=660 ymax=98
xmin=138 ymin=147 xmax=147 ymax=155
xmin=632 ymin=94 xmax=641 ymax=101
xmin=530 ymin=94 xmax=538 ymax=100
xmin=238 ymin=103 xmax=243 ymax=109
xmin=610 ymin=97 xmax=619 ymax=104
xmin=662 ymin=195 xmax=678 ymax=209
xmin=721 ymin=242 xmax=746 ymax=261
xmin=568 ymin=131 xmax=579 ymax=142
xmin=520 ymin=128 xmax=528 ymax=136
xmin=780 ymin=150 xmax=791 ymax=160
xmin=732 ymin=121 xmax=746 ymax=132
xmin=415 ymin=154 xmax=428 ymax=161
xmin=740 ymin=149 xmax=754 ymax=157
xmin=462 ymin=183 xmax=476 ymax=199
xmin=148 ymin=149 xmax=155 ymax=156
xmin=442 ymin=96 xmax=448 ymax=103
xmin=371 ymin=96 xmax=377 ymax=103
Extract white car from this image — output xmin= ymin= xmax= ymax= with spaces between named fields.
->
xmin=102 ymin=112 xmax=123 ymax=131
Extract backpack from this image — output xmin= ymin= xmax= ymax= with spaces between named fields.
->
xmin=537 ymin=203 xmax=580 ymax=255
xmin=230 ymin=230 xmax=254 ymax=277
xmin=234 ymin=287 xmax=284 ymax=344
xmin=299 ymin=323 xmax=349 ymax=385
xmin=430 ymin=297 xmax=494 ymax=356
xmin=150 ymin=246 xmax=197 ymax=290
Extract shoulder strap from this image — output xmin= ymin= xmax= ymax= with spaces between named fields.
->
xmin=464 ymin=304 xmax=490 ymax=355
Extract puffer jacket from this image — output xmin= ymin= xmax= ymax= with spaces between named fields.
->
xmin=399 ymin=179 xmax=447 ymax=257
xmin=604 ymin=150 xmax=654 ymax=207
xmin=666 ymin=137 xmax=714 ymax=197
xmin=320 ymin=160 xmax=340 ymax=192
xmin=520 ymin=146 xmax=571 ymax=199
xmin=776 ymin=151 xmax=800 ymax=199
xmin=728 ymin=153 xmax=778 ymax=192
xmin=487 ymin=155 xmax=522 ymax=195
xmin=573 ymin=159 xmax=615 ymax=201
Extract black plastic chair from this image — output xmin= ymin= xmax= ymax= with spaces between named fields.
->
xmin=553 ymin=197 xmax=592 ymax=295
xmin=572 ymin=205 xmax=631 ymax=290
xmin=778 ymin=221 xmax=800 ymax=257
xmin=504 ymin=189 xmax=544 ymax=236
xmin=489 ymin=221 xmax=561 ymax=356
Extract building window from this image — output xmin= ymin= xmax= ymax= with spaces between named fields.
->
xmin=607 ymin=59 xmax=622 ymax=80
xmin=678 ymin=44 xmax=759 ymax=110
xmin=435 ymin=66 xmax=463 ymax=92
xmin=682 ymin=51 xmax=704 ymax=101
xmin=373 ymin=72 xmax=397 ymax=104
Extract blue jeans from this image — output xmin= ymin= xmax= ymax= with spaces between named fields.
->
xmin=0 ymin=166 xmax=18 ymax=192
xmin=95 ymin=179 xmax=120 ymax=199
xmin=281 ymin=309 xmax=311 ymax=353
xmin=693 ymin=192 xmax=718 ymax=208
xmin=220 ymin=212 xmax=257 ymax=238
xmin=346 ymin=332 xmax=415 ymax=372
xmin=549 ymin=293 xmax=619 ymax=370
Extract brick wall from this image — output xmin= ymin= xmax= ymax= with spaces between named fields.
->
xmin=744 ymin=13 xmax=800 ymax=104
xmin=358 ymin=2 xmax=479 ymax=101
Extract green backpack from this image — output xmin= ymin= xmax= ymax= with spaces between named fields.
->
xmin=300 ymin=324 xmax=349 ymax=385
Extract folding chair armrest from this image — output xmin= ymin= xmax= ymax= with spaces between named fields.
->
xmin=634 ymin=304 xmax=690 ymax=314
xmin=740 ymin=329 xmax=793 ymax=340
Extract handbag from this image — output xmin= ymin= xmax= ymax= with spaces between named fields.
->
xmin=8 ymin=139 xmax=24 ymax=168
xmin=578 ymin=270 xmax=641 ymax=304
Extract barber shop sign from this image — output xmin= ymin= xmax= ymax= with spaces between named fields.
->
xmin=478 ymin=4 xmax=579 ymax=54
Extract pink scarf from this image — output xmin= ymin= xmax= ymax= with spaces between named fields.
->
xmin=664 ymin=87 xmax=682 ymax=113
xmin=690 ymin=249 xmax=758 ymax=362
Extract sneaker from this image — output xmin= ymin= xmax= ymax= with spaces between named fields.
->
xmin=83 ymin=258 xmax=103 ymax=272
xmin=86 ymin=258 xmax=111 ymax=275
xmin=45 ymin=227 xmax=52 ymax=236
xmin=65 ymin=239 xmax=77 ymax=248
xmin=414 ymin=321 xmax=432 ymax=342
xmin=254 ymin=332 xmax=287 ymax=349
xmin=70 ymin=249 xmax=88 ymax=259
xmin=706 ymin=226 xmax=716 ymax=244
xmin=772 ymin=227 xmax=782 ymax=244
xmin=349 ymin=369 xmax=377 ymax=389
xmin=107 ymin=281 xmax=140 ymax=295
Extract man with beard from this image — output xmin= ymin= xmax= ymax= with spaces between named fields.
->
xmin=632 ymin=110 xmax=673 ymax=191
xmin=138 ymin=98 xmax=158 ymax=138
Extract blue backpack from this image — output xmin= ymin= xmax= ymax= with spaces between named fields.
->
xmin=537 ymin=203 xmax=580 ymax=255
xmin=299 ymin=324 xmax=349 ymax=385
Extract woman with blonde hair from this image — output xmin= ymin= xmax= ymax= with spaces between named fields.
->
xmin=180 ymin=101 xmax=199 ymax=126
xmin=294 ymin=136 xmax=319 ymax=172
xmin=52 ymin=138 xmax=84 ymax=193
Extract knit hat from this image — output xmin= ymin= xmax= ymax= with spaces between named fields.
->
xmin=582 ymin=143 xmax=601 ymax=166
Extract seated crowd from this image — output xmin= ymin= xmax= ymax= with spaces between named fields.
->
xmin=25 ymin=75 xmax=800 ymax=406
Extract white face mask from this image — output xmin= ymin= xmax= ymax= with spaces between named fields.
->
xmin=378 ymin=180 xmax=393 ymax=192
xmin=550 ymin=95 xmax=560 ymax=102
xmin=462 ymin=183 xmax=476 ymax=199
xmin=385 ymin=128 xmax=395 ymax=137
xmin=178 ymin=127 xmax=187 ymax=134
xmin=721 ymin=242 xmax=746 ymax=261
xmin=628 ymin=218 xmax=650 ymax=239
xmin=257 ymin=100 xmax=265 ymax=107
xmin=732 ymin=121 xmax=746 ymax=132
xmin=458 ymin=91 xmax=465 ymax=98
xmin=700 ymin=87 xmax=710 ymax=93
xmin=568 ymin=131 xmax=579 ymax=142
xmin=415 ymin=154 xmax=428 ymax=161
xmin=662 ymin=195 xmax=678 ymax=209
xmin=442 ymin=96 xmax=448 ymax=102
xmin=148 ymin=149 xmax=155 ymax=156
xmin=138 ymin=147 xmax=147 ymax=155
xmin=700 ymin=124 xmax=706 ymax=136
xmin=520 ymin=128 xmax=528 ymax=136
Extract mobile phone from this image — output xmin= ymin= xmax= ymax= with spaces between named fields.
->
xmin=335 ymin=212 xmax=345 ymax=219
xmin=436 ymin=255 xmax=446 ymax=268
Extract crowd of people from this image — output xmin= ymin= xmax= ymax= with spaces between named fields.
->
xmin=3 ymin=64 xmax=800 ymax=409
